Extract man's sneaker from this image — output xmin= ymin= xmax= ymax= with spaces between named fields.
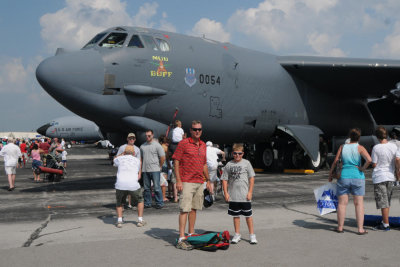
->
xmin=126 ymin=204 xmax=133 ymax=209
xmin=116 ymin=221 xmax=123 ymax=228
xmin=373 ymin=222 xmax=390 ymax=231
xmin=250 ymin=234 xmax=258 ymax=244
xmin=137 ymin=220 xmax=147 ymax=227
xmin=154 ymin=205 xmax=163 ymax=209
xmin=144 ymin=205 xmax=152 ymax=209
xmin=231 ymin=233 xmax=241 ymax=244
xmin=176 ymin=239 xmax=193 ymax=250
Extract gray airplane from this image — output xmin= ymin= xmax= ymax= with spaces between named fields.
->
xmin=37 ymin=115 xmax=104 ymax=142
xmin=35 ymin=26 xmax=400 ymax=170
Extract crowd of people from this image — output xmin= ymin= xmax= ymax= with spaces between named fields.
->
xmin=0 ymin=137 xmax=67 ymax=190
xmin=112 ymin=120 xmax=257 ymax=249
xmin=329 ymin=127 xmax=400 ymax=234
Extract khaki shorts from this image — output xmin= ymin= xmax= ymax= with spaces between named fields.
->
xmin=116 ymin=188 xmax=144 ymax=207
xmin=5 ymin=166 xmax=16 ymax=175
xmin=179 ymin=182 xmax=204 ymax=212
xmin=374 ymin=181 xmax=394 ymax=209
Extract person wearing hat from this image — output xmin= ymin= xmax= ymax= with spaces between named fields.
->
xmin=116 ymin=133 xmax=141 ymax=209
xmin=113 ymin=145 xmax=146 ymax=228
xmin=117 ymin=133 xmax=140 ymax=160
xmin=0 ymin=138 xmax=22 ymax=191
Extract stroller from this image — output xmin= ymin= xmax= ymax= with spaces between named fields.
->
xmin=42 ymin=153 xmax=66 ymax=182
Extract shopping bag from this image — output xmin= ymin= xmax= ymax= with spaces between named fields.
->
xmin=313 ymin=182 xmax=338 ymax=215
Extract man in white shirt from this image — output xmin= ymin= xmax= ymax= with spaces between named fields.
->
xmin=206 ymin=141 xmax=225 ymax=199
xmin=371 ymin=126 xmax=398 ymax=231
xmin=0 ymin=138 xmax=22 ymax=191
xmin=113 ymin=145 xmax=146 ymax=228
xmin=116 ymin=133 xmax=141 ymax=209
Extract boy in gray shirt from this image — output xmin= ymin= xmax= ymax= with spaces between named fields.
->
xmin=221 ymin=143 xmax=257 ymax=244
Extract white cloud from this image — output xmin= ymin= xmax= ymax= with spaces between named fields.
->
xmin=372 ymin=21 xmax=400 ymax=58
xmin=190 ymin=18 xmax=230 ymax=42
xmin=307 ymin=32 xmax=345 ymax=57
xmin=0 ymin=58 xmax=29 ymax=93
xmin=227 ymin=0 xmax=346 ymax=54
xmin=40 ymin=0 xmax=175 ymax=52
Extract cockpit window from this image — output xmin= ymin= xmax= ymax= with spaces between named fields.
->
xmin=141 ymin=35 xmax=158 ymax=51
xmin=83 ymin=32 xmax=107 ymax=49
xmin=99 ymin=32 xmax=127 ymax=48
xmin=155 ymin=38 xmax=170 ymax=52
xmin=127 ymin=35 xmax=144 ymax=48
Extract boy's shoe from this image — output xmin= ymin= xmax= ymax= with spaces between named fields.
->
xmin=231 ymin=233 xmax=241 ymax=244
xmin=373 ymin=222 xmax=390 ymax=231
xmin=250 ymin=234 xmax=258 ymax=244
xmin=137 ymin=220 xmax=147 ymax=227
xmin=176 ymin=239 xmax=193 ymax=250
xmin=116 ymin=222 xmax=123 ymax=228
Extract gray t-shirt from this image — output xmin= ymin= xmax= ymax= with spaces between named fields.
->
xmin=221 ymin=159 xmax=255 ymax=202
xmin=140 ymin=141 xmax=165 ymax=172
xmin=117 ymin=144 xmax=140 ymax=160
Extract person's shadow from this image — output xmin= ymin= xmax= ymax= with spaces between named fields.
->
xmin=143 ymin=227 xmax=209 ymax=246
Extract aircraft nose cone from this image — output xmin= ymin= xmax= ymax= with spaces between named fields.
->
xmin=36 ymin=50 xmax=104 ymax=98
xmin=37 ymin=123 xmax=51 ymax=136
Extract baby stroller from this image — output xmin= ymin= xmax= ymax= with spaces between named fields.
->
xmin=41 ymin=153 xmax=66 ymax=182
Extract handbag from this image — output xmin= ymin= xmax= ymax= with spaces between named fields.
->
xmin=332 ymin=145 xmax=343 ymax=179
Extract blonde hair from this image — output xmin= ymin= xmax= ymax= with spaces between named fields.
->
xmin=124 ymin=145 xmax=135 ymax=155
xmin=174 ymin=120 xmax=182 ymax=127
xmin=232 ymin=143 xmax=244 ymax=152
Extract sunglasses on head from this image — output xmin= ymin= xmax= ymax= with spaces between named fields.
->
xmin=191 ymin=128 xmax=202 ymax=132
xmin=233 ymin=152 xmax=243 ymax=155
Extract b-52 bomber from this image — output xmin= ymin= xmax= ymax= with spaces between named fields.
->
xmin=36 ymin=26 xmax=400 ymax=170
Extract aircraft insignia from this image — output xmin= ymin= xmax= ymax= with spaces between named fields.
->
xmin=184 ymin=68 xmax=197 ymax=87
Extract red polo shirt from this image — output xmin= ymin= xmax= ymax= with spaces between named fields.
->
xmin=172 ymin=137 xmax=207 ymax=183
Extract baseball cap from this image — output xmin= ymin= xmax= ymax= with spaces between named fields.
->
xmin=127 ymin=133 xmax=136 ymax=138
xmin=206 ymin=141 xmax=213 ymax=147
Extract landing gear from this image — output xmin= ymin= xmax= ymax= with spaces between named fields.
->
xmin=262 ymin=147 xmax=274 ymax=169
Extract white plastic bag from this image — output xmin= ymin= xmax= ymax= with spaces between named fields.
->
xmin=313 ymin=182 xmax=338 ymax=215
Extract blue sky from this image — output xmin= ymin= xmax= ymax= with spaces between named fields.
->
xmin=1 ymin=0 xmax=400 ymax=131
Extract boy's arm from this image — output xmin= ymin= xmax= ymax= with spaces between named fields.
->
xmin=247 ymin=177 xmax=255 ymax=201
xmin=222 ymin=180 xmax=229 ymax=202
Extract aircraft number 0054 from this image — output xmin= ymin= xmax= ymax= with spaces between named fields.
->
xmin=199 ymin=74 xmax=220 ymax=85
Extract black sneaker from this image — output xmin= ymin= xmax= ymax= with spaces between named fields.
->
xmin=373 ymin=223 xmax=390 ymax=231
xmin=154 ymin=205 xmax=163 ymax=209
xmin=144 ymin=205 xmax=152 ymax=209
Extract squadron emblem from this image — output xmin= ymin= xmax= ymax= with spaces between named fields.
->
xmin=184 ymin=68 xmax=196 ymax=87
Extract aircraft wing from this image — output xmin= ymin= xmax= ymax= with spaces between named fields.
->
xmin=278 ymin=56 xmax=400 ymax=98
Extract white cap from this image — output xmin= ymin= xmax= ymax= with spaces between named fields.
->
xmin=206 ymin=141 xmax=213 ymax=147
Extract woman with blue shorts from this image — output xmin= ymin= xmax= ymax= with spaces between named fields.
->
xmin=329 ymin=128 xmax=372 ymax=234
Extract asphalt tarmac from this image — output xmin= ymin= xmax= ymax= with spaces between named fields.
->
xmin=1 ymin=144 xmax=400 ymax=266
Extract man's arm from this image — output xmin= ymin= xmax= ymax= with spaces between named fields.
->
xmin=396 ymin=157 xmax=400 ymax=181
xmin=159 ymin=156 xmax=165 ymax=169
xmin=174 ymin=160 xmax=182 ymax=192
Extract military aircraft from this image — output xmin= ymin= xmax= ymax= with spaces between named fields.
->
xmin=37 ymin=115 xmax=104 ymax=143
xmin=36 ymin=26 xmax=400 ymax=170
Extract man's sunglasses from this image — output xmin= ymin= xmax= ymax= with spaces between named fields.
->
xmin=233 ymin=152 xmax=243 ymax=155
xmin=191 ymin=128 xmax=202 ymax=132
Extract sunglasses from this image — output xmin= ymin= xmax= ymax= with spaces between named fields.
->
xmin=146 ymin=135 xmax=152 ymax=137
xmin=233 ymin=152 xmax=243 ymax=155
xmin=191 ymin=128 xmax=202 ymax=132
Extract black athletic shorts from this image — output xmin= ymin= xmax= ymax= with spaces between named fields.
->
xmin=228 ymin=202 xmax=252 ymax=217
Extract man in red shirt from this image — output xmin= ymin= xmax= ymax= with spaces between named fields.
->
xmin=39 ymin=139 xmax=51 ymax=165
xmin=173 ymin=120 xmax=211 ymax=250
xmin=19 ymin=140 xmax=28 ymax=167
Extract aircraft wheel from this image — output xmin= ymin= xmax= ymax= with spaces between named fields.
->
xmin=262 ymin=148 xmax=274 ymax=169
xmin=305 ymin=152 xmax=321 ymax=171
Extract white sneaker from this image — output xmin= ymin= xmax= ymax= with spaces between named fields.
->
xmin=231 ymin=233 xmax=241 ymax=244
xmin=137 ymin=220 xmax=147 ymax=227
xmin=250 ymin=234 xmax=257 ymax=244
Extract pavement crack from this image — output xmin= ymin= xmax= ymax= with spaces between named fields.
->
xmin=22 ymin=214 xmax=52 ymax=247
